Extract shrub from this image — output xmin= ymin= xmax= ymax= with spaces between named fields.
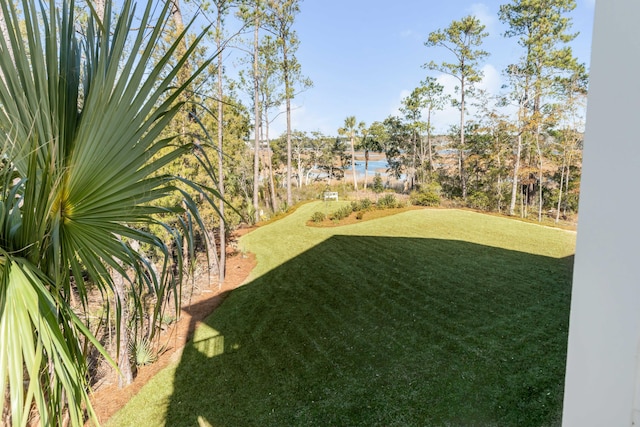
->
xmin=372 ymin=173 xmax=385 ymax=194
xmin=467 ymin=192 xmax=490 ymax=211
xmin=311 ymin=211 xmax=326 ymax=223
xmin=161 ymin=314 xmax=177 ymax=326
xmin=377 ymin=194 xmax=397 ymax=209
xmin=330 ymin=205 xmax=353 ymax=221
xmin=360 ymin=198 xmax=373 ymax=210
xmin=351 ymin=198 xmax=373 ymax=212
xmin=410 ymin=190 xmax=441 ymax=207
xmin=130 ymin=338 xmax=158 ymax=367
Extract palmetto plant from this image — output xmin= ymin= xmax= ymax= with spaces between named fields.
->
xmin=129 ymin=337 xmax=158 ymax=367
xmin=0 ymin=0 xmax=216 ymax=425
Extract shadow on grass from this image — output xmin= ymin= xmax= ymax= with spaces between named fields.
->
xmin=165 ymin=236 xmax=574 ymax=427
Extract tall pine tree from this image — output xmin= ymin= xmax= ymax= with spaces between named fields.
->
xmin=424 ymin=15 xmax=489 ymax=200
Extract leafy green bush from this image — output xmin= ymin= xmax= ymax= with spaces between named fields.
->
xmin=467 ymin=192 xmax=490 ymax=211
xmin=330 ymin=205 xmax=353 ymax=221
xmin=351 ymin=198 xmax=373 ymax=212
xmin=377 ymin=194 xmax=397 ymax=209
xmin=372 ymin=173 xmax=384 ymax=194
xmin=410 ymin=190 xmax=441 ymax=207
xmin=360 ymin=198 xmax=373 ymax=210
xmin=311 ymin=211 xmax=326 ymax=223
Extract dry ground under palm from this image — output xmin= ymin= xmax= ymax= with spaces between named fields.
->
xmin=89 ymin=241 xmax=257 ymax=425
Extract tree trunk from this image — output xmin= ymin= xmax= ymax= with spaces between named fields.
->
xmin=364 ymin=149 xmax=369 ymax=190
xmin=283 ymin=43 xmax=293 ymax=207
xmin=171 ymin=0 xmax=184 ymax=33
xmin=350 ymin=136 xmax=358 ymax=191
xmin=94 ymin=0 xmax=105 ymax=21
xmin=264 ymin=110 xmax=278 ymax=212
xmin=170 ymin=1 xmax=190 ymax=97
xmin=509 ymin=133 xmax=522 ymax=216
xmin=411 ymin=130 xmax=417 ymax=188
xmin=418 ymin=125 xmax=426 ymax=183
xmin=458 ymin=149 xmax=463 ymax=196
xmin=128 ymin=240 xmax=162 ymax=342
xmin=205 ymin=228 xmax=220 ymax=278
xmin=252 ymin=12 xmax=260 ymax=223
xmin=460 ymin=75 xmax=467 ymax=200
xmin=556 ymin=152 xmax=566 ymax=224
xmin=173 ymin=0 xmax=193 ymax=277
xmin=296 ymin=147 xmax=303 ymax=187
xmin=536 ymin=131 xmax=543 ymax=222
xmin=113 ymin=270 xmax=133 ymax=388
xmin=427 ymin=108 xmax=434 ymax=177
xmin=92 ymin=0 xmax=106 ymax=40
xmin=496 ymin=137 xmax=503 ymax=213
xmin=216 ymin=8 xmax=226 ymax=284
xmin=564 ymin=151 xmax=572 ymax=217
xmin=181 ymin=206 xmax=191 ymax=278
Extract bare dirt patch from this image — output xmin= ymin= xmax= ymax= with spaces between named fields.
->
xmin=89 ymin=232 xmax=257 ymax=425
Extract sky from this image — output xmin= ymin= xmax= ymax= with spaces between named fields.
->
xmin=261 ymin=0 xmax=596 ymax=137
xmin=176 ymin=0 xmax=596 ymax=137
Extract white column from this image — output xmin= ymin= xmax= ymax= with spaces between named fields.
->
xmin=562 ymin=1 xmax=640 ymax=426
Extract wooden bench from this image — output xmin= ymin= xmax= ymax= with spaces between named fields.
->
xmin=323 ymin=191 xmax=338 ymax=201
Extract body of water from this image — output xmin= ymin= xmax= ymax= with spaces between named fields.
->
xmin=307 ymin=157 xmax=412 ymax=182
xmin=346 ymin=159 xmax=389 ymax=175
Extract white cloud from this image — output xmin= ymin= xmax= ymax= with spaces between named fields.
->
xmin=270 ymin=103 xmax=336 ymax=137
xmin=400 ymin=29 xmax=414 ymax=38
xmin=477 ymin=63 xmax=501 ymax=93
xmin=431 ymin=73 xmax=460 ymax=133
xmin=345 ymin=64 xmax=507 ymax=137
xmin=390 ymin=86 xmax=458 ymax=134
xmin=468 ymin=3 xmax=496 ymax=32
xmin=390 ymin=89 xmax=412 ymax=117
xmin=400 ymin=29 xmax=422 ymax=41
xmin=289 ymin=104 xmax=307 ymax=130
xmin=429 ymin=63 xmax=509 ymax=133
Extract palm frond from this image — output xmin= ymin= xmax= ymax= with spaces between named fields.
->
xmin=0 ymin=0 xmax=219 ymax=425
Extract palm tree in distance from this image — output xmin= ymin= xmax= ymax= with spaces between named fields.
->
xmin=358 ymin=121 xmax=386 ymax=191
xmin=338 ymin=116 xmax=364 ymax=192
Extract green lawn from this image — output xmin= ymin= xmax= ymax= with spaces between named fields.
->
xmin=106 ymin=203 xmax=576 ymax=427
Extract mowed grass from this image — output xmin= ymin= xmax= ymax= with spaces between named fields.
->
xmin=107 ymin=202 xmax=576 ymax=427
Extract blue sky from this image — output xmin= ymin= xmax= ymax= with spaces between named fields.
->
xmin=265 ymin=0 xmax=596 ymax=137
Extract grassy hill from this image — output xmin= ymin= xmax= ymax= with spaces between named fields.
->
xmin=107 ymin=203 xmax=576 ymax=427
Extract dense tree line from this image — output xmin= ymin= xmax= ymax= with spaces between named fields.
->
xmin=349 ymin=0 xmax=585 ymax=221
xmin=182 ymin=0 xmax=585 ymax=226
xmin=159 ymin=0 xmax=586 ymax=229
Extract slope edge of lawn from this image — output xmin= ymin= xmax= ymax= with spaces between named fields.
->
xmin=106 ymin=204 xmax=576 ymax=427
xmin=307 ymin=202 xmax=576 ymax=232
